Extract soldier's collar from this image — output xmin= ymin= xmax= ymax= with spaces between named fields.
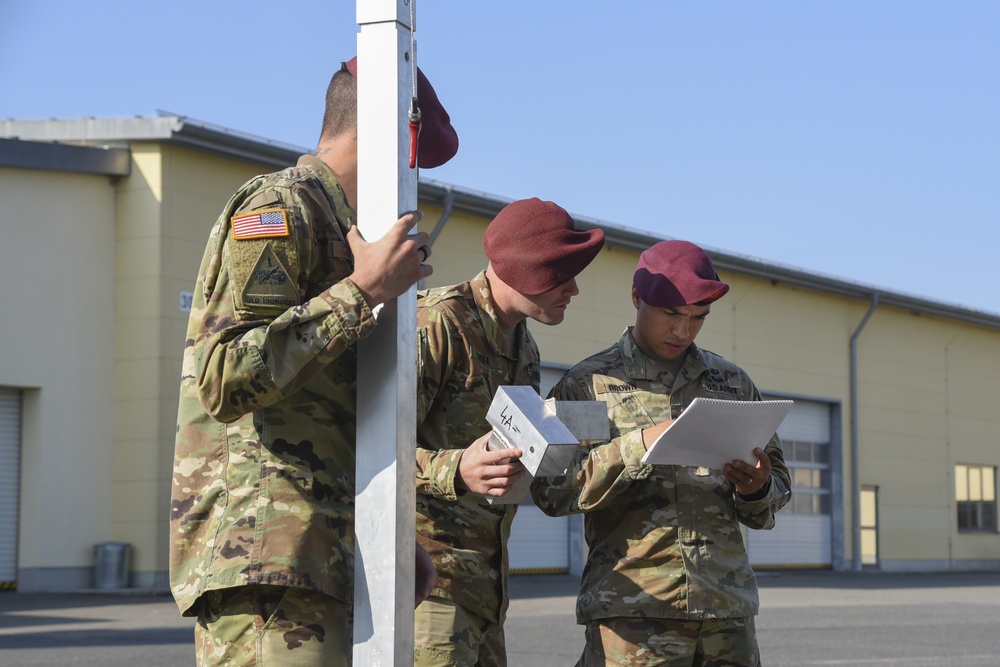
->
xmin=471 ymin=271 xmax=518 ymax=359
xmin=297 ymin=154 xmax=355 ymax=232
xmin=620 ymin=330 xmax=707 ymax=382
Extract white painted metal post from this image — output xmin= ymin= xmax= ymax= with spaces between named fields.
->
xmin=354 ymin=1 xmax=418 ymax=664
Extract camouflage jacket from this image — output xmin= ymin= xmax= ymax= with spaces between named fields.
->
xmin=415 ymin=271 xmax=540 ymax=624
xmin=531 ymin=328 xmax=791 ymax=623
xmin=170 ymin=155 xmax=375 ymax=616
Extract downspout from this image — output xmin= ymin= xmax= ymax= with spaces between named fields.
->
xmin=418 ymin=186 xmax=454 ymax=290
xmin=427 ymin=186 xmax=454 ymax=248
xmin=850 ymin=293 xmax=879 ymax=571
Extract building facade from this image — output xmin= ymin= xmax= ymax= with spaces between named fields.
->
xmin=1 ymin=116 xmax=998 ymax=591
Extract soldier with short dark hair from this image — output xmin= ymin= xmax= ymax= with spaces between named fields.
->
xmin=169 ymin=57 xmax=458 ymax=667
xmin=413 ymin=197 xmax=605 ymax=666
xmin=532 ymin=239 xmax=791 ymax=667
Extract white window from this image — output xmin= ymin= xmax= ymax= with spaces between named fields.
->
xmin=955 ymin=464 xmax=997 ymax=532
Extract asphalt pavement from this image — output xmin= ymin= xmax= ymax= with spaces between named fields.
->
xmin=1 ymin=570 xmax=999 ymax=666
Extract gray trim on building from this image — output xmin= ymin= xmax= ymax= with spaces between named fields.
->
xmin=418 ymin=178 xmax=1000 ymax=330
xmin=0 ymin=137 xmax=130 ymax=176
xmin=1 ymin=115 xmax=304 ymax=171
xmin=4 ymin=115 xmax=999 ymax=329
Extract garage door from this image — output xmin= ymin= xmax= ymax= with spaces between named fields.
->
xmin=508 ymin=379 xmax=835 ymax=571
xmin=508 ymin=367 xmax=571 ymax=574
xmin=508 ymin=500 xmax=569 ymax=574
xmin=0 ymin=388 xmax=21 ymax=589
xmin=746 ymin=398 xmax=833 ymax=568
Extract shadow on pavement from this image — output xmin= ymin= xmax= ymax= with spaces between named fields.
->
xmin=755 ymin=569 xmax=1000 ymax=590
xmin=0 ymin=590 xmax=172 ymax=612
xmin=508 ymin=574 xmax=578 ymax=600
xmin=0 ymin=627 xmax=193 ymax=649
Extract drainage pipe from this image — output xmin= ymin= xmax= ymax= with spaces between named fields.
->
xmin=850 ymin=293 xmax=879 ymax=571
xmin=427 ymin=186 xmax=454 ymax=247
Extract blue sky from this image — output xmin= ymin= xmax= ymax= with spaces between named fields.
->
xmin=3 ymin=1 xmax=998 ymax=314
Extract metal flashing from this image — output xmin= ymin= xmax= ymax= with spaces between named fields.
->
xmin=0 ymin=137 xmax=130 ymax=176
xmin=0 ymin=115 xmax=305 ymax=170
xmin=2 ymin=115 xmax=998 ymax=327
xmin=418 ymin=177 xmax=1000 ymax=328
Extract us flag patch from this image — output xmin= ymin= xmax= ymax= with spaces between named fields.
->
xmin=231 ymin=209 xmax=290 ymax=240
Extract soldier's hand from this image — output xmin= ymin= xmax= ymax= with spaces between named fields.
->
xmin=724 ymin=447 xmax=772 ymax=496
xmin=347 ymin=210 xmax=433 ymax=308
xmin=414 ymin=542 xmax=437 ymax=608
xmin=457 ymin=431 xmax=527 ymax=497
xmin=641 ymin=419 xmax=675 ymax=451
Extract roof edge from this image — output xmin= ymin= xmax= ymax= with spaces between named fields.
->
xmin=3 ymin=116 xmax=998 ymax=327
xmin=417 ymin=178 xmax=1000 ymax=328
xmin=0 ymin=137 xmax=130 ymax=176
xmin=0 ymin=115 xmax=308 ymax=170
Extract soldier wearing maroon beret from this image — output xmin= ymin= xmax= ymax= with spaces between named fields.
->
xmin=170 ymin=56 xmax=458 ymax=667
xmin=533 ymin=240 xmax=791 ymax=667
xmin=414 ymin=198 xmax=604 ymax=666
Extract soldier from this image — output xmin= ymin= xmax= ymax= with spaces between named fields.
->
xmin=531 ymin=240 xmax=792 ymax=667
xmin=413 ymin=198 xmax=605 ymax=666
xmin=169 ymin=57 xmax=458 ymax=667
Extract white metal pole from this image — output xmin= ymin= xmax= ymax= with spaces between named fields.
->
xmin=354 ymin=1 xmax=418 ymax=664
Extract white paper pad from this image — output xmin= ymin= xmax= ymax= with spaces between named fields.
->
xmin=641 ymin=398 xmax=793 ymax=469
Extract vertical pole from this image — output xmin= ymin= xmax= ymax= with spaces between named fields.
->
xmin=354 ymin=1 xmax=418 ymax=664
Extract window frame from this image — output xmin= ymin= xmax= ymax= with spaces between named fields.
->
xmin=955 ymin=463 xmax=997 ymax=533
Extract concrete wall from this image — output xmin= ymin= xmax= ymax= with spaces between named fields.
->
xmin=426 ymin=206 xmax=1000 ymax=570
xmin=110 ymin=145 xmax=273 ymax=587
xmin=0 ymin=166 xmax=117 ymax=590
xmin=4 ymin=136 xmax=999 ymax=591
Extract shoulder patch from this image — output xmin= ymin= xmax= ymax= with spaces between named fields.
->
xmin=230 ymin=240 xmax=300 ymax=316
xmin=231 ymin=208 xmax=290 ymax=240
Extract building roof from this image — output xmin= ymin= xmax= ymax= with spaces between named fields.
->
xmin=0 ymin=136 xmax=130 ymax=176
xmin=1 ymin=114 xmax=302 ymax=170
xmin=4 ymin=114 xmax=999 ymax=328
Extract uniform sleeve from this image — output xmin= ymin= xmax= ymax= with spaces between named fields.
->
xmin=735 ymin=381 xmax=793 ymax=529
xmin=531 ymin=371 xmax=652 ymax=517
xmin=186 ymin=182 xmax=376 ymax=424
xmin=414 ymin=305 xmax=465 ymax=500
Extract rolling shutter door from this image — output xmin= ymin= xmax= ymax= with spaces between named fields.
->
xmin=0 ymin=388 xmax=21 ymax=588
xmin=508 ymin=500 xmax=569 ymax=574
xmin=746 ymin=398 xmax=833 ymax=567
xmin=508 ymin=367 xmax=571 ymax=574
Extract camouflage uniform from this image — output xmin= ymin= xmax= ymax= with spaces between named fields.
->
xmin=532 ymin=328 xmax=790 ymax=665
xmin=170 ymin=155 xmax=372 ymax=660
xmin=414 ymin=270 xmax=541 ymax=664
xmin=195 ymin=585 xmax=352 ymax=666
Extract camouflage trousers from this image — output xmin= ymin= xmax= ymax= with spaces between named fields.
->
xmin=578 ymin=616 xmax=760 ymax=667
xmin=194 ymin=585 xmax=353 ymax=667
xmin=414 ymin=595 xmax=506 ymax=667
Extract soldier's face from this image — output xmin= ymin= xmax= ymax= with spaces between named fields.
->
xmin=630 ymin=287 xmax=709 ymax=360
xmin=519 ymin=277 xmax=580 ymax=326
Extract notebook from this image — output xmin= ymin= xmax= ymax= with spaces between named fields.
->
xmin=641 ymin=397 xmax=793 ymax=469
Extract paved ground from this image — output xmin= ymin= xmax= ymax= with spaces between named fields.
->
xmin=755 ymin=570 xmax=1000 ymax=666
xmin=1 ymin=571 xmax=999 ymax=665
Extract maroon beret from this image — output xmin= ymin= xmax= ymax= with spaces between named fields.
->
xmin=633 ymin=240 xmax=729 ymax=307
xmin=343 ymin=57 xmax=459 ymax=169
xmin=484 ymin=198 xmax=605 ymax=295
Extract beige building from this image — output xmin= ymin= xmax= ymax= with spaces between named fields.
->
xmin=1 ymin=116 xmax=998 ymax=592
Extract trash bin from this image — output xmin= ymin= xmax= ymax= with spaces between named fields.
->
xmin=94 ymin=542 xmax=130 ymax=590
